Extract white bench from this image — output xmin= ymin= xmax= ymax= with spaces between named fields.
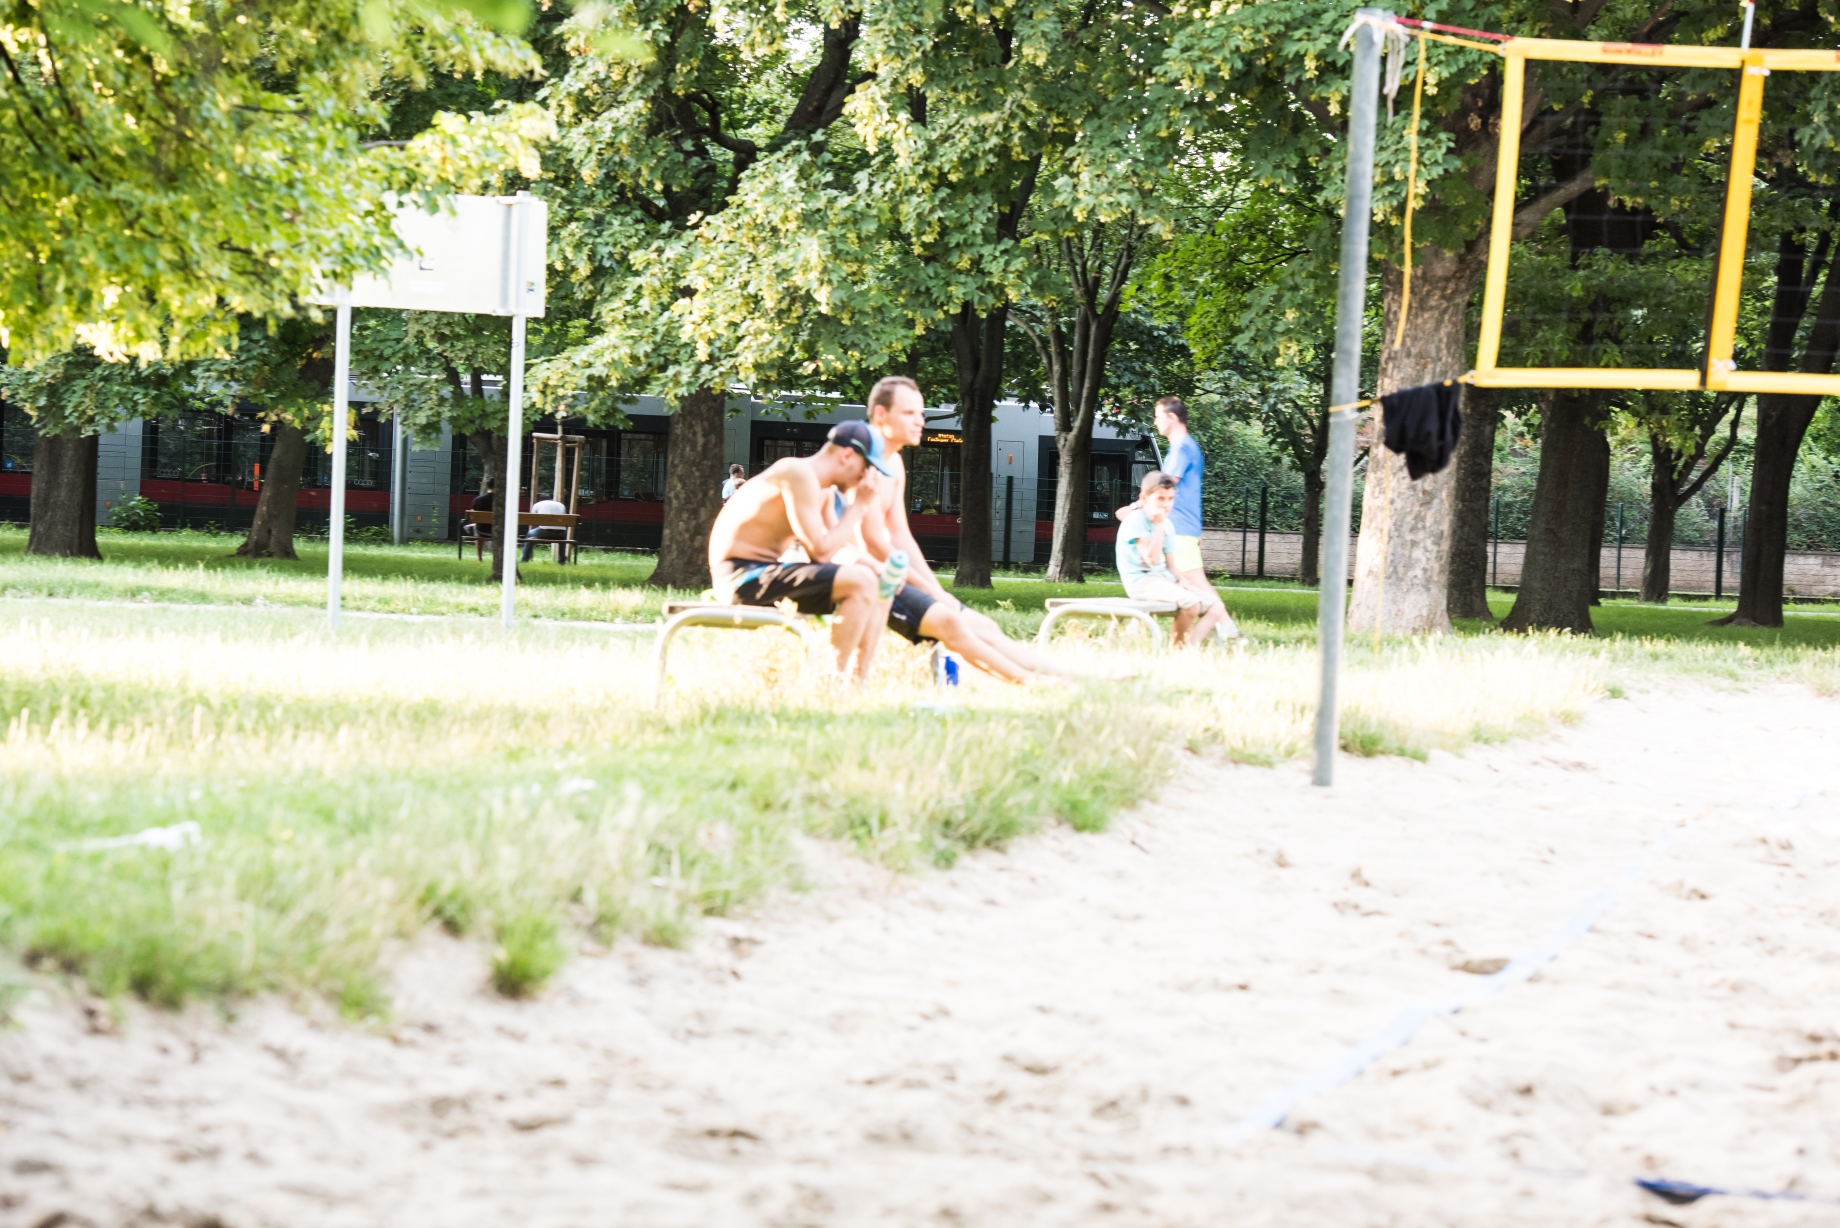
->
xmin=652 ymin=602 xmax=818 ymax=706
xmin=1036 ymin=598 xmax=1179 ymax=649
xmin=652 ymin=601 xmax=958 ymax=703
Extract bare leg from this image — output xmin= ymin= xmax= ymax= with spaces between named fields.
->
xmin=1191 ymin=602 xmax=1227 ymax=645
xmin=1178 ymin=566 xmax=1239 ymax=639
xmin=952 ymin=604 xmax=1074 ymax=677
xmin=828 ymin=566 xmax=883 ymax=684
xmin=1171 ymin=605 xmax=1199 ymax=648
xmin=917 ymin=604 xmax=1034 ymax=683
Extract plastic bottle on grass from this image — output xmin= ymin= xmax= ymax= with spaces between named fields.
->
xmin=879 ymin=550 xmax=909 ymax=600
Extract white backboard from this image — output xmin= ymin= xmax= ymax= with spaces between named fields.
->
xmin=318 ymin=194 xmax=546 ymax=318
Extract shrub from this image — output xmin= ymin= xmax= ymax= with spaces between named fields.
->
xmin=108 ymin=494 xmax=162 ymax=532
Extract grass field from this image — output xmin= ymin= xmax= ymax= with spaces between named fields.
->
xmin=1 ymin=531 xmax=1833 ymax=1017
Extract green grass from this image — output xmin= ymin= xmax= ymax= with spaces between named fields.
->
xmin=0 ymin=526 xmax=679 ymax=622
xmin=2 ymin=536 xmax=1833 ymax=1017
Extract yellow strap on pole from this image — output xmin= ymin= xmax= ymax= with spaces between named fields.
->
xmin=1393 ymin=32 xmax=1428 ymax=351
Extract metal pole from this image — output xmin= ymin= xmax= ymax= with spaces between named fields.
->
xmin=1312 ymin=8 xmax=1385 ymax=788
xmin=1241 ymin=493 xmax=1249 ymax=577
xmin=327 ymin=301 xmax=352 ymax=630
xmin=1714 ymin=505 xmax=1727 ymax=599
xmin=1003 ymin=474 xmax=1014 ymax=567
xmin=1739 ymin=506 xmax=1748 ymax=594
xmin=1614 ymin=501 xmax=1623 ymax=595
xmin=1491 ymin=494 xmax=1500 ymax=588
xmin=390 ymin=410 xmax=407 ymax=545
xmin=1740 ymin=0 xmax=1755 ymax=50
xmin=1257 ymin=483 xmax=1268 ymax=579
xmin=501 ymin=194 xmax=531 ymax=632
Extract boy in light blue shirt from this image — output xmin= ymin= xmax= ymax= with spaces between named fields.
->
xmin=1118 ymin=471 xmax=1232 ymax=649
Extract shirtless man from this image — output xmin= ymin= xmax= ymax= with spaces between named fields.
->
xmin=844 ymin=376 xmax=1069 ymax=683
xmin=707 ymin=421 xmax=893 ymax=684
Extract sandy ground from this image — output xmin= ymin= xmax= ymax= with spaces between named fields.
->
xmin=4 ymin=682 xmax=1839 ymax=1228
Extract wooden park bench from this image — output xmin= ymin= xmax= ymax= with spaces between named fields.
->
xmin=1036 ymin=597 xmax=1180 ymax=650
xmin=458 ymin=509 xmax=582 ymax=563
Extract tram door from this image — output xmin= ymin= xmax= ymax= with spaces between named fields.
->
xmin=995 ymin=440 xmax=1023 ymax=565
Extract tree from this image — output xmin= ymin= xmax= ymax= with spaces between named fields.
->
xmin=1 ymin=0 xmax=548 ymax=557
xmin=1136 ymin=180 xmax=1344 ymax=585
xmin=354 ymin=311 xmax=532 ymax=580
xmin=0 ymin=0 xmax=544 ymax=363
xmin=1445 ymin=384 xmax=1503 ymax=619
xmin=535 ymin=0 xmax=892 ymax=589
xmin=1012 ymin=219 xmax=1145 ymax=582
xmin=1718 ymin=199 xmax=1840 ymax=626
xmin=190 ymin=319 xmax=339 ymax=560
xmin=0 ymin=347 xmax=186 ymax=557
xmin=1166 ymin=1 xmax=1721 ymax=633
xmin=1632 ymin=392 xmax=1743 ymax=602
xmin=848 ymin=0 xmax=1187 ymax=587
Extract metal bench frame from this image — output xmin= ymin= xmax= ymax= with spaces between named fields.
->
xmin=653 ymin=602 xmax=822 ymax=706
xmin=1035 ymin=598 xmax=1181 ymax=650
xmin=653 ymin=600 xmax=961 ymax=704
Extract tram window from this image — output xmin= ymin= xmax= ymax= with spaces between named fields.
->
xmin=1 ymin=405 xmax=33 ymax=472
xmin=903 ymin=443 xmax=960 ymax=514
xmin=756 ymin=436 xmax=822 ymax=471
xmin=617 ymin=431 xmax=667 ymax=500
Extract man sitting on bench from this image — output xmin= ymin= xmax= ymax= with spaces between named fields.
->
xmin=707 ymin=421 xmax=893 ymax=685
xmin=842 ymin=376 xmax=1072 ymax=684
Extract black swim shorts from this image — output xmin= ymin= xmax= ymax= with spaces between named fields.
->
xmin=888 ymin=585 xmax=939 ymax=643
xmin=714 ymin=558 xmax=839 ymax=614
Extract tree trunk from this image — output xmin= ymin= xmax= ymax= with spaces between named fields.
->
xmin=1720 ymin=392 xmax=1817 ymax=626
xmin=467 ymin=429 xmax=519 ymax=585
xmin=1445 ymin=383 xmax=1501 ymax=620
xmin=27 ymin=430 xmax=100 ymax=559
xmin=1718 ymin=225 xmax=1840 ymax=626
xmin=1348 ymin=250 xmax=1476 ymax=635
xmin=1046 ymin=420 xmax=1093 ymax=581
xmin=950 ymin=305 xmax=1007 ymax=589
xmin=1640 ymin=453 xmax=1677 ymax=603
xmin=647 ymin=386 xmax=727 ymax=590
xmin=1585 ymin=427 xmax=1610 ymax=604
xmin=235 ymin=424 xmax=306 ymax=560
xmin=1300 ymin=467 xmax=1324 ymax=588
xmin=1500 ymin=391 xmax=1605 ymax=634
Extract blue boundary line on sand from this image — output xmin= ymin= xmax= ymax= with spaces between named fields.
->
xmin=1227 ymin=788 xmax=1834 ymax=1206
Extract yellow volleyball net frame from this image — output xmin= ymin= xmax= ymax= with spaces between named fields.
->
xmin=1472 ymin=38 xmax=1840 ymax=395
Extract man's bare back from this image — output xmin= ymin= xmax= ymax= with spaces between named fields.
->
xmin=708 ymin=450 xmax=880 ymax=570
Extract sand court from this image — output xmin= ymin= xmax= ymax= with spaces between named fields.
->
xmin=4 ymin=682 xmax=1838 ymax=1227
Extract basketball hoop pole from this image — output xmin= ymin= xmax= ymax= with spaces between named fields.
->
xmin=501 ymin=192 xmax=531 ymax=633
xmin=327 ymin=300 xmax=352 ymax=632
xmin=1312 ymin=8 xmax=1386 ymax=787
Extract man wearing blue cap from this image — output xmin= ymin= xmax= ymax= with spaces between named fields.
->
xmin=706 ymin=420 xmax=895 ymax=684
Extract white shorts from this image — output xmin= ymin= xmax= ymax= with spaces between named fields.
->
xmin=1125 ymin=574 xmax=1219 ymax=611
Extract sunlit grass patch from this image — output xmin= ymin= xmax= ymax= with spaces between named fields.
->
xmin=0 ymin=598 xmax=1614 ymax=1016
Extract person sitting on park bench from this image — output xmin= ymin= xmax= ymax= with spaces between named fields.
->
xmin=1118 ymin=471 xmax=1232 ymax=650
xmin=520 ymin=497 xmax=570 ymax=563
xmin=707 ymin=421 xmax=894 ymax=685
xmin=839 ymin=376 xmax=1072 ymax=684
xmin=464 ymin=479 xmax=495 ymax=561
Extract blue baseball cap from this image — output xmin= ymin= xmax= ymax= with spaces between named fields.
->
xmin=828 ymin=420 xmax=894 ymax=475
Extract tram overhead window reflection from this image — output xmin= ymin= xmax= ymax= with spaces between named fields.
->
xmin=909 ymin=430 xmax=962 ymax=515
